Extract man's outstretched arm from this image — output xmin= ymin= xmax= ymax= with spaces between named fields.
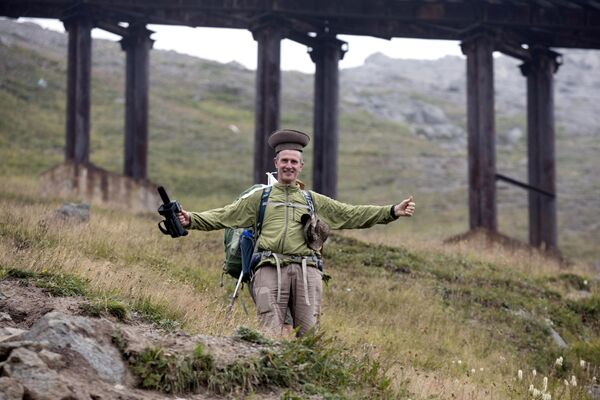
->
xmin=174 ymin=191 xmax=262 ymax=231
xmin=312 ymin=192 xmax=416 ymax=230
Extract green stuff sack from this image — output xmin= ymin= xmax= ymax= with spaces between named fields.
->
xmin=223 ymin=185 xmax=272 ymax=281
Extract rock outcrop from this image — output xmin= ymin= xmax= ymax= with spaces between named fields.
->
xmin=0 ymin=278 xmax=268 ymax=400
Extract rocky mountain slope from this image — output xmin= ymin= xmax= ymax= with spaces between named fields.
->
xmin=343 ymin=49 xmax=600 ymax=145
xmin=0 ymin=265 xmax=401 ymax=399
xmin=0 ymin=276 xmax=271 ymax=399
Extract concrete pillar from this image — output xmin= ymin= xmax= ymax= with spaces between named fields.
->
xmin=461 ymin=34 xmax=497 ymax=232
xmin=309 ymin=35 xmax=347 ymax=199
xmin=63 ymin=16 xmax=92 ymax=163
xmin=120 ymin=25 xmax=154 ymax=180
xmin=520 ymin=48 xmax=561 ymax=250
xmin=252 ymin=22 xmax=284 ymax=184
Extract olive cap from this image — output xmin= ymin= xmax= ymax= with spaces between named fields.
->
xmin=300 ymin=214 xmax=330 ymax=251
xmin=267 ymin=129 xmax=310 ymax=152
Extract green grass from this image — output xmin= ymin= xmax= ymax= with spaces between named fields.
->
xmin=124 ymin=329 xmax=400 ymax=398
xmin=0 ymin=266 xmax=183 ymax=329
xmin=80 ymin=298 xmax=129 ymax=321
xmin=130 ymin=344 xmax=215 ymax=393
xmin=234 ymin=326 xmax=274 ymax=345
xmin=2 ymin=267 xmax=88 ymax=297
xmin=324 ymin=235 xmax=598 ymax=377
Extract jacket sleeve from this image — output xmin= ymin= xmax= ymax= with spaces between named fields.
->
xmin=188 ymin=191 xmax=260 ymax=231
xmin=310 ymin=191 xmax=395 ymax=230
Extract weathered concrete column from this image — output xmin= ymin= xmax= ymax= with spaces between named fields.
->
xmin=252 ymin=22 xmax=284 ymax=184
xmin=520 ymin=48 xmax=561 ymax=250
xmin=63 ymin=16 xmax=92 ymax=163
xmin=309 ymin=35 xmax=347 ymax=199
xmin=120 ymin=25 xmax=154 ymax=180
xmin=461 ymin=34 xmax=497 ymax=232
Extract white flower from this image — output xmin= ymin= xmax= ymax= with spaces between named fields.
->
xmin=580 ymin=359 xmax=586 ymax=369
xmin=471 ymin=368 xmax=476 ymax=374
xmin=570 ymin=375 xmax=577 ymax=386
xmin=533 ymin=369 xmax=537 ymax=377
xmin=583 ymin=280 xmax=588 ymax=286
xmin=458 ymin=360 xmax=462 ymax=365
xmin=593 ymin=376 xmax=597 ymax=383
xmin=543 ymin=376 xmax=548 ymax=392
xmin=564 ymin=379 xmax=569 ymax=386
xmin=542 ymin=394 xmax=552 ymax=400
xmin=533 ymin=388 xmax=541 ymax=397
xmin=518 ymin=369 xmax=523 ymax=381
xmin=480 ymin=367 xmax=484 ymax=372
xmin=529 ymin=384 xmax=535 ymax=393
xmin=555 ymin=356 xmax=563 ymax=367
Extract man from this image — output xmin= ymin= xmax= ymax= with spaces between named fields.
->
xmin=177 ymin=129 xmax=415 ymax=336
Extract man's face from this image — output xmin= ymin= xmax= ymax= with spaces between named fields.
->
xmin=274 ymin=150 xmax=304 ymax=184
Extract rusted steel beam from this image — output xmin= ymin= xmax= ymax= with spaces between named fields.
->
xmin=461 ymin=33 xmax=497 ymax=232
xmin=495 ymin=41 xmax=532 ymax=61
xmin=4 ymin=1 xmax=600 ymax=29
xmin=495 ymin=173 xmax=555 ymax=198
xmin=310 ymin=34 xmax=347 ymax=199
xmin=121 ymin=24 xmax=153 ymax=180
xmin=63 ymin=15 xmax=92 ymax=163
xmin=252 ymin=20 xmax=284 ymax=184
xmin=95 ymin=21 xmax=129 ymax=37
xmin=520 ymin=47 xmax=561 ymax=250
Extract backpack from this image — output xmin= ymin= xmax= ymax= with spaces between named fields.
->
xmin=223 ymin=185 xmax=272 ymax=282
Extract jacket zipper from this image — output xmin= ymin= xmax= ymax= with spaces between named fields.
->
xmin=279 ymin=187 xmax=290 ymax=252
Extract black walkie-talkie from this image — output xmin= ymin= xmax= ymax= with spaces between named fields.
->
xmin=157 ymin=186 xmax=188 ymax=238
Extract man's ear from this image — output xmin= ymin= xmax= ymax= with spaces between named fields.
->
xmin=273 ymin=157 xmax=278 ymax=167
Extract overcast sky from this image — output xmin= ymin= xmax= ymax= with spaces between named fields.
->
xmin=24 ymin=18 xmax=463 ymax=73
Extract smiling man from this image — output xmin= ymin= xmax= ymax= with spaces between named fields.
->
xmin=177 ymin=129 xmax=415 ymax=336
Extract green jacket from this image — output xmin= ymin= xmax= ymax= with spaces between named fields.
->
xmin=189 ymin=182 xmax=396 ymax=257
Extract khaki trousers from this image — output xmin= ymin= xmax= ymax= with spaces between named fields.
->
xmin=251 ymin=263 xmax=323 ymax=336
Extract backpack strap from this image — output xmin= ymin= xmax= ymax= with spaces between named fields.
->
xmin=302 ymin=190 xmax=315 ymax=216
xmin=255 ymin=186 xmax=272 ymax=237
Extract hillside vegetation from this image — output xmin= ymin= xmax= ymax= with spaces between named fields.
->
xmin=1 ymin=175 xmax=599 ymax=399
xmin=0 ymin=19 xmax=599 ymax=399
xmin=0 ymin=20 xmax=599 ymax=262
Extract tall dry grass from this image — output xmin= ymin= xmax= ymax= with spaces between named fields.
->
xmin=1 ymin=178 xmax=597 ymax=399
xmin=343 ymin=224 xmax=594 ymax=279
xmin=0 ymin=179 xmax=260 ymax=334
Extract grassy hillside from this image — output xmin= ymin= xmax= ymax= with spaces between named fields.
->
xmin=1 ymin=176 xmax=598 ymax=399
xmin=1 ymin=20 xmax=599 ymax=398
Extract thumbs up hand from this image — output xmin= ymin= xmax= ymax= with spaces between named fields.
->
xmin=394 ymin=196 xmax=416 ymax=217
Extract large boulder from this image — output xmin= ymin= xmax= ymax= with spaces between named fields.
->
xmin=0 ymin=376 xmax=24 ymax=400
xmin=22 ymin=311 xmax=127 ymax=384
xmin=1 ymin=347 xmax=77 ymax=400
xmin=52 ymin=202 xmax=90 ymax=223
